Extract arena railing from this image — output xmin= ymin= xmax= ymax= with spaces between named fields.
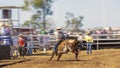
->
xmin=91 ymin=34 xmax=120 ymax=49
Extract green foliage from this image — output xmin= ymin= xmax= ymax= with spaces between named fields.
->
xmin=22 ymin=20 xmax=30 ymax=27
xmin=22 ymin=0 xmax=54 ymax=30
xmin=65 ymin=12 xmax=84 ymax=31
xmin=31 ymin=0 xmax=43 ymax=9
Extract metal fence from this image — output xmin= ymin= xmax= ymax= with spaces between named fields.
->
xmin=92 ymin=34 xmax=120 ymax=49
xmin=17 ymin=34 xmax=120 ymax=50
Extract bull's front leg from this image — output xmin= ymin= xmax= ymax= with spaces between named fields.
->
xmin=48 ymin=51 xmax=55 ymax=61
xmin=57 ymin=53 xmax=62 ymax=61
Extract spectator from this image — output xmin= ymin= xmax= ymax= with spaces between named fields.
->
xmin=84 ymin=32 xmax=93 ymax=55
xmin=13 ymin=30 xmax=19 ymax=35
xmin=4 ymin=26 xmax=10 ymax=35
xmin=107 ymin=27 xmax=113 ymax=34
xmin=0 ymin=25 xmax=10 ymax=35
xmin=0 ymin=24 xmax=6 ymax=35
xmin=101 ymin=29 xmax=107 ymax=38
xmin=18 ymin=34 xmax=25 ymax=58
xmin=95 ymin=29 xmax=101 ymax=34
xmin=26 ymin=33 xmax=32 ymax=55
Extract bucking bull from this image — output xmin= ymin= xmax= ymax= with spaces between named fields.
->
xmin=49 ymin=39 xmax=81 ymax=61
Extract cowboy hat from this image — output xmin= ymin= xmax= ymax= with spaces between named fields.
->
xmin=19 ymin=34 xmax=23 ymax=37
xmin=56 ymin=27 xmax=62 ymax=30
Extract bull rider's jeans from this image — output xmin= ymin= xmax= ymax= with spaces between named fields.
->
xmin=53 ymin=40 xmax=63 ymax=52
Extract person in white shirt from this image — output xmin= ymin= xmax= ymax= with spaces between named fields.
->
xmin=53 ymin=27 xmax=64 ymax=55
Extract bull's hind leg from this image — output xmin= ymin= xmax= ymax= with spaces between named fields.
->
xmin=48 ymin=51 xmax=55 ymax=61
xmin=75 ymin=52 xmax=79 ymax=61
xmin=57 ymin=53 xmax=62 ymax=61
xmin=75 ymin=50 xmax=79 ymax=61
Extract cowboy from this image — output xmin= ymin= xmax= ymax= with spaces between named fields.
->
xmin=53 ymin=27 xmax=64 ymax=55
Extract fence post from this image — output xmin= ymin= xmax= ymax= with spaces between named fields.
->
xmin=96 ymin=36 xmax=99 ymax=49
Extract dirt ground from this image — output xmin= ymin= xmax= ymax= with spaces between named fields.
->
xmin=0 ymin=49 xmax=120 ymax=68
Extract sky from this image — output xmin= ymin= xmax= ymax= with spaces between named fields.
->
xmin=0 ymin=0 xmax=120 ymax=30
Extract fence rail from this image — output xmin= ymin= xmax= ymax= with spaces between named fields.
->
xmin=18 ymin=34 xmax=120 ymax=50
xmin=92 ymin=34 xmax=120 ymax=49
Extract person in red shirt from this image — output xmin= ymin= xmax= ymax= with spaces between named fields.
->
xmin=18 ymin=34 xmax=25 ymax=58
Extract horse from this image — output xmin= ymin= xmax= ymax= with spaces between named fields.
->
xmin=49 ymin=38 xmax=80 ymax=61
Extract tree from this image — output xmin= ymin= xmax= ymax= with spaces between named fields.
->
xmin=22 ymin=14 xmax=54 ymax=30
xmin=22 ymin=12 xmax=42 ymax=29
xmin=22 ymin=0 xmax=54 ymax=31
xmin=65 ymin=12 xmax=84 ymax=32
